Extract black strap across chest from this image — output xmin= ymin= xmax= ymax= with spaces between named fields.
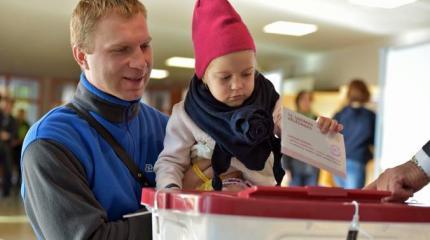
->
xmin=66 ymin=102 xmax=150 ymax=188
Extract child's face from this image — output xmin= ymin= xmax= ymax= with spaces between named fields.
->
xmin=203 ymin=50 xmax=256 ymax=107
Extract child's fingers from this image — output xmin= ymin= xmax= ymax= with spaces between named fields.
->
xmin=328 ymin=119 xmax=338 ymax=132
xmin=316 ymin=117 xmax=330 ymax=133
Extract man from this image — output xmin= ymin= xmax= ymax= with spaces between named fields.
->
xmin=21 ymin=1 xmax=167 ymax=239
xmin=365 ymin=141 xmax=430 ymax=202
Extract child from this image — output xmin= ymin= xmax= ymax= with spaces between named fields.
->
xmin=154 ymin=0 xmax=342 ymax=191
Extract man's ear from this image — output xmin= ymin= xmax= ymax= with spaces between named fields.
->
xmin=72 ymin=46 xmax=89 ymax=70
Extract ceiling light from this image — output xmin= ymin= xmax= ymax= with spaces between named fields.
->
xmin=263 ymin=21 xmax=318 ymax=36
xmin=165 ymin=57 xmax=195 ymax=68
xmin=150 ymin=69 xmax=169 ymax=79
xmin=348 ymin=0 xmax=417 ymax=9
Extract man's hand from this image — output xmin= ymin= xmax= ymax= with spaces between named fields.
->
xmin=364 ymin=161 xmax=430 ymax=202
xmin=182 ymin=158 xmax=244 ymax=190
xmin=182 ymin=159 xmax=213 ymax=190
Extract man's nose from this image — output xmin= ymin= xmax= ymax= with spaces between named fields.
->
xmin=129 ymin=48 xmax=148 ymax=70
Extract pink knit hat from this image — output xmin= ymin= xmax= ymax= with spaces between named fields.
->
xmin=192 ymin=0 xmax=256 ymax=79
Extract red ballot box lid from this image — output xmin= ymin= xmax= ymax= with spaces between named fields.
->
xmin=141 ymin=186 xmax=430 ymax=222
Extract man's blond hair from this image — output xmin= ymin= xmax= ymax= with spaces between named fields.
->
xmin=70 ymin=0 xmax=147 ymax=52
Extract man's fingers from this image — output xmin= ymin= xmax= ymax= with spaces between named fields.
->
xmin=387 ymin=181 xmax=414 ymax=202
xmin=203 ymin=167 xmax=214 ymax=179
xmin=363 ymin=180 xmax=377 ymax=190
xmin=196 ymin=158 xmax=211 ymax=170
xmin=383 ymin=188 xmax=414 ymax=203
xmin=393 ymin=188 xmax=414 ymax=200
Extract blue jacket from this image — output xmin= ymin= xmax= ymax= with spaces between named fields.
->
xmin=21 ymin=73 xmax=168 ymax=239
xmin=334 ymin=106 xmax=376 ymax=163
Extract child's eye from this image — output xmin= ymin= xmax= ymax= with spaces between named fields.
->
xmin=221 ymin=75 xmax=231 ymax=81
xmin=242 ymin=72 xmax=253 ymax=77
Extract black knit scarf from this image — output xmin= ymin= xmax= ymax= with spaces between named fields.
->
xmin=184 ymin=71 xmax=284 ymax=190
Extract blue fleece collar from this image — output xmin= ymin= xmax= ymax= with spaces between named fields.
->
xmin=75 ymin=73 xmax=141 ymax=123
xmin=80 ymin=73 xmax=140 ymax=107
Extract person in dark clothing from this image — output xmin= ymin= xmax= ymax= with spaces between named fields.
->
xmin=0 ymin=97 xmax=18 ymax=197
xmin=12 ymin=108 xmax=30 ymax=188
xmin=334 ymin=79 xmax=376 ymax=189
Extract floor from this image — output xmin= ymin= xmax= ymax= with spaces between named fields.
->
xmin=0 ymin=188 xmax=36 ymax=240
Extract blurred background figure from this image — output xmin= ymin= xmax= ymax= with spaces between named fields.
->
xmin=12 ymin=108 xmax=30 ymax=188
xmin=334 ymin=79 xmax=376 ymax=189
xmin=0 ymin=97 xmax=18 ymax=197
xmin=283 ymin=90 xmax=320 ymax=186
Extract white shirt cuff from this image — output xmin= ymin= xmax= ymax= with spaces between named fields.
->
xmin=415 ymin=149 xmax=430 ymax=177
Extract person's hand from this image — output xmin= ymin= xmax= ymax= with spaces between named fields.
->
xmin=182 ymin=158 xmax=213 ymax=190
xmin=364 ymin=161 xmax=430 ymax=202
xmin=182 ymin=158 xmax=244 ymax=190
xmin=222 ymin=182 xmax=248 ymax=192
xmin=316 ymin=116 xmax=343 ymax=134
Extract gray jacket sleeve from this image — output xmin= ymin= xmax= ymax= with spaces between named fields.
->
xmin=22 ymin=139 xmax=152 ymax=240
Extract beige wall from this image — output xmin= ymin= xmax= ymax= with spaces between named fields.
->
xmin=294 ymin=43 xmax=383 ymax=90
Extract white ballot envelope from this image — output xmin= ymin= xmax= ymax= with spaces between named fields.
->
xmin=281 ymin=108 xmax=346 ymax=177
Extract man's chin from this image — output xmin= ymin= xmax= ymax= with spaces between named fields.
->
xmin=111 ymin=89 xmax=144 ymax=102
xmin=122 ymin=93 xmax=144 ymax=101
xmin=119 ymin=83 xmax=148 ymax=101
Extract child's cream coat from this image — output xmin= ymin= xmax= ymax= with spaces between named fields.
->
xmin=154 ymin=99 xmax=282 ymax=189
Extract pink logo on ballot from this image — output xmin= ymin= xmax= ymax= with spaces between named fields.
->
xmin=329 ymin=144 xmax=341 ymax=157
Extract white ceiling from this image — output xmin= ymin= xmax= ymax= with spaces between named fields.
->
xmin=1 ymin=0 xmax=430 ymax=86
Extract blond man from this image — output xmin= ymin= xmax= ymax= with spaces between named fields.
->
xmin=21 ymin=1 xmax=166 ymax=239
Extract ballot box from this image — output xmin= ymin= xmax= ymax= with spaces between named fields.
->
xmin=141 ymin=186 xmax=430 ymax=240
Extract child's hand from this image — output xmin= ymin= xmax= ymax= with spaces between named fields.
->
xmin=222 ymin=183 xmax=248 ymax=192
xmin=316 ymin=116 xmax=343 ymax=134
